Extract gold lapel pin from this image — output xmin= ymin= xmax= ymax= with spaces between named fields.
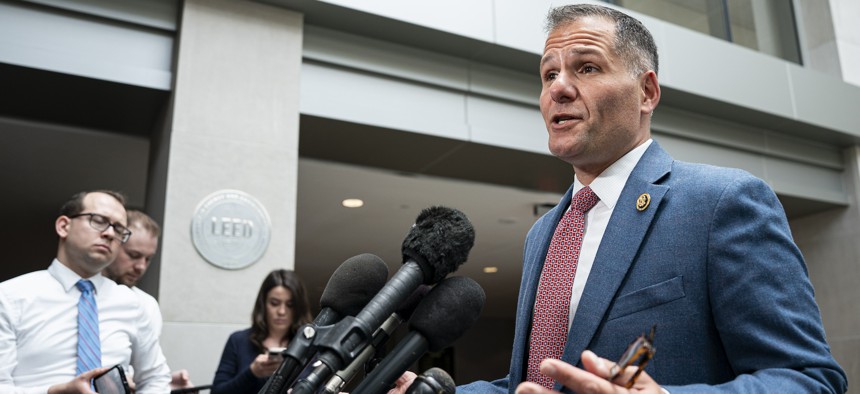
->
xmin=636 ymin=193 xmax=651 ymax=211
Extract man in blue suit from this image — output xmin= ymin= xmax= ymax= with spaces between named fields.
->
xmin=454 ymin=3 xmax=847 ymax=394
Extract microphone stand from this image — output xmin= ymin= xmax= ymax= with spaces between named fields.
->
xmin=258 ymin=323 xmax=320 ymax=394
xmin=289 ymin=315 xmax=375 ymax=394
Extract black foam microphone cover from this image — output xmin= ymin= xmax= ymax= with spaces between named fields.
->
xmin=401 ymin=206 xmax=475 ymax=284
xmin=350 ymin=276 xmax=484 ymax=394
xmin=409 ymin=276 xmax=485 ymax=351
xmin=395 ymin=284 xmax=431 ymax=321
xmin=320 ymin=253 xmax=389 ymax=317
xmin=405 ymin=368 xmax=455 ymax=394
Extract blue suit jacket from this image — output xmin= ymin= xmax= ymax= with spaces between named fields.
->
xmin=459 ymin=142 xmax=846 ymax=393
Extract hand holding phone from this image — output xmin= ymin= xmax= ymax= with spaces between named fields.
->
xmin=268 ymin=347 xmax=286 ymax=361
xmin=93 ymin=365 xmax=131 ymax=394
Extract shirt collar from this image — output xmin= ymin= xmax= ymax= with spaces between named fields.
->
xmin=572 ymin=139 xmax=652 ymax=210
xmin=48 ymin=258 xmax=108 ymax=294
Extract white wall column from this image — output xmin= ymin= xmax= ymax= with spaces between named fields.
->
xmin=150 ymin=0 xmax=303 ymax=384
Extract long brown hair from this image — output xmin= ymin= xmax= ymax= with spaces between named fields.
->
xmin=250 ymin=269 xmax=313 ymax=353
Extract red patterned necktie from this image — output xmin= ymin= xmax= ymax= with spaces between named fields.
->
xmin=526 ymin=186 xmax=600 ymax=388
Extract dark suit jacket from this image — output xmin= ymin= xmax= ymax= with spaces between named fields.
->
xmin=459 ymin=142 xmax=846 ymax=393
xmin=212 ymin=328 xmax=268 ymax=394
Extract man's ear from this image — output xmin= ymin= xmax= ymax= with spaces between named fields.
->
xmin=640 ymin=70 xmax=660 ymax=114
xmin=56 ymin=216 xmax=71 ymax=239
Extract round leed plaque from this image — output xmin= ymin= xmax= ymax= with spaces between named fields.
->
xmin=191 ymin=190 xmax=271 ymax=270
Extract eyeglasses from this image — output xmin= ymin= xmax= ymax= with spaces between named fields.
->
xmin=70 ymin=213 xmax=132 ymax=243
xmin=608 ymin=325 xmax=656 ymax=388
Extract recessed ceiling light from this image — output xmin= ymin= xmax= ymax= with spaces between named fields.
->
xmin=342 ymin=198 xmax=364 ymax=208
xmin=483 ymin=266 xmax=498 ymax=274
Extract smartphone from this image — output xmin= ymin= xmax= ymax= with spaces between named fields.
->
xmin=170 ymin=384 xmax=213 ymax=393
xmin=268 ymin=347 xmax=286 ymax=361
xmin=93 ymin=364 xmax=130 ymax=394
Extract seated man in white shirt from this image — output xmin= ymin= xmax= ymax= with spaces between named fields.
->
xmin=0 ymin=190 xmax=171 ymax=394
xmin=103 ymin=209 xmax=195 ymax=390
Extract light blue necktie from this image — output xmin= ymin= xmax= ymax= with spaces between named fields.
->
xmin=75 ymin=280 xmax=101 ymax=375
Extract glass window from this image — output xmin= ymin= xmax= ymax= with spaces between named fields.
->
xmin=605 ymin=0 xmax=801 ymax=63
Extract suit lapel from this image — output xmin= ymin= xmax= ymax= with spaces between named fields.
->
xmin=560 ymin=142 xmax=673 ymax=367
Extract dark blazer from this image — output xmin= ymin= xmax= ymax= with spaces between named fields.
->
xmin=212 ymin=328 xmax=268 ymax=394
xmin=459 ymin=142 xmax=846 ymax=393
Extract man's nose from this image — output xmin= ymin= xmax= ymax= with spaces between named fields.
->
xmin=101 ymin=226 xmax=120 ymax=242
xmin=549 ymin=73 xmax=576 ymax=103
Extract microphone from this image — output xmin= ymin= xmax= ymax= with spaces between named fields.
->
xmin=405 ymin=368 xmax=456 ymax=394
xmin=260 ymin=253 xmax=389 ymax=394
xmin=351 ymin=276 xmax=485 ymax=394
xmin=322 ymin=285 xmax=431 ymax=394
xmin=291 ymin=207 xmax=475 ymax=394
xmin=317 ymin=253 xmax=391 ymax=324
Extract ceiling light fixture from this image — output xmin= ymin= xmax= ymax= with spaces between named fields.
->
xmin=483 ymin=266 xmax=498 ymax=274
xmin=342 ymin=198 xmax=364 ymax=208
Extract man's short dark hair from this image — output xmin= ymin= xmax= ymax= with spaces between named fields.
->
xmin=545 ymin=4 xmax=659 ymax=76
xmin=59 ymin=190 xmax=127 ymax=217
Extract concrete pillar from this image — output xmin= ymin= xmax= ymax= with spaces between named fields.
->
xmin=147 ymin=0 xmax=304 ymax=383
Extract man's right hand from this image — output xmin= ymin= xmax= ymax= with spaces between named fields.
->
xmin=47 ymin=367 xmax=110 ymax=394
xmin=515 ymin=352 xmax=663 ymax=394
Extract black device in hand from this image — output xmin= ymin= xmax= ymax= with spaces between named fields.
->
xmin=170 ymin=384 xmax=213 ymax=393
xmin=268 ymin=347 xmax=287 ymax=361
xmin=93 ymin=364 xmax=130 ymax=394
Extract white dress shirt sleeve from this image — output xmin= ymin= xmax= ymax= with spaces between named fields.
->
xmin=128 ymin=294 xmax=171 ymax=393
xmin=0 ymin=288 xmax=51 ymax=394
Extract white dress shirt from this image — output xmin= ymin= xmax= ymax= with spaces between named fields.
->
xmin=132 ymin=286 xmax=163 ymax=337
xmin=123 ymin=286 xmax=165 ymax=383
xmin=0 ymin=259 xmax=171 ymax=393
xmin=566 ymin=139 xmax=652 ymax=328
